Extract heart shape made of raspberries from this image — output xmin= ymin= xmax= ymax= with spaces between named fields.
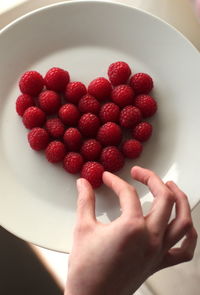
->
xmin=16 ymin=61 xmax=157 ymax=188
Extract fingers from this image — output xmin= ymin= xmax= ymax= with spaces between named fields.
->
xmin=103 ymin=171 xmax=143 ymax=218
xmin=131 ymin=166 xmax=169 ymax=197
xmin=159 ymin=227 xmax=197 ymax=269
xmin=131 ymin=166 xmax=175 ymax=235
xmin=76 ymin=178 xmax=96 ymax=223
xmin=164 ymin=181 xmax=192 ymax=249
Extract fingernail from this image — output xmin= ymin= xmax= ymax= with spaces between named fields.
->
xmin=103 ymin=171 xmax=110 ymax=176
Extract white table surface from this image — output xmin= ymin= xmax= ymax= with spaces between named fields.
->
xmin=0 ymin=0 xmax=199 ymax=293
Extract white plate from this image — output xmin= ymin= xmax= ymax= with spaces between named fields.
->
xmin=0 ymin=0 xmax=200 ymax=253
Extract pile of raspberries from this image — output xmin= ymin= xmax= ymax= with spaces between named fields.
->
xmin=16 ymin=61 xmax=157 ymax=188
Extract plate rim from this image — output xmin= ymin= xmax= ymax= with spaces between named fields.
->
xmin=0 ymin=0 xmax=199 ymax=56
xmin=0 ymin=0 xmax=199 ymax=252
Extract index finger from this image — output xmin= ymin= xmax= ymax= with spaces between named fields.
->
xmin=103 ymin=171 xmax=143 ymax=218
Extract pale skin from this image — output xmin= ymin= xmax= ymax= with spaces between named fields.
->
xmin=65 ymin=166 xmax=197 ymax=295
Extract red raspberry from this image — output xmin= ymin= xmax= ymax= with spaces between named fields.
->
xmin=120 ymin=106 xmax=142 ymax=128
xmin=99 ymin=102 xmax=120 ymax=123
xmin=45 ymin=118 xmax=65 ymax=139
xmin=78 ymin=113 xmax=100 ymax=137
xmin=38 ymin=90 xmax=61 ymax=114
xmin=44 ymin=67 xmax=70 ymax=92
xmin=132 ymin=122 xmax=153 ymax=142
xmin=63 ymin=152 xmax=84 ymax=174
xmin=88 ymin=77 xmax=112 ymax=101
xmin=100 ymin=146 xmax=124 ymax=172
xmin=16 ymin=94 xmax=35 ymax=116
xmin=23 ymin=106 xmax=46 ymax=129
xmin=45 ymin=141 xmax=66 ymax=163
xmin=111 ymin=85 xmax=134 ymax=108
xmin=19 ymin=71 xmax=44 ymax=96
xmin=27 ymin=128 xmax=49 ymax=151
xmin=59 ymin=104 xmax=80 ymax=126
xmin=63 ymin=128 xmax=82 ymax=151
xmin=97 ymin=122 xmax=122 ymax=146
xmin=122 ymin=139 xmax=143 ymax=158
xmin=78 ymin=94 xmax=100 ymax=114
xmin=134 ymin=95 xmax=157 ymax=118
xmin=65 ymin=81 xmax=87 ymax=104
xmin=81 ymin=139 xmax=102 ymax=160
xmin=129 ymin=73 xmax=153 ymax=94
xmin=81 ymin=161 xmax=104 ymax=188
xmin=108 ymin=61 xmax=131 ymax=86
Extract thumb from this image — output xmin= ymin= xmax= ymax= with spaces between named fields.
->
xmin=76 ymin=178 xmax=96 ymax=223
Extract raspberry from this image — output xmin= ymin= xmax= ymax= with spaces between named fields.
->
xmin=44 ymin=67 xmax=70 ymax=92
xmin=132 ymin=122 xmax=153 ymax=142
xmin=45 ymin=118 xmax=65 ymax=139
xmin=81 ymin=161 xmax=104 ymax=188
xmin=122 ymin=139 xmax=143 ymax=158
xmin=111 ymin=85 xmax=134 ymax=108
xmin=134 ymin=95 xmax=157 ymax=118
xmin=27 ymin=128 xmax=49 ymax=151
xmin=45 ymin=141 xmax=66 ymax=163
xmin=16 ymin=94 xmax=35 ymax=116
xmin=65 ymin=81 xmax=87 ymax=104
xmin=81 ymin=139 xmax=102 ymax=160
xmin=38 ymin=90 xmax=61 ymax=114
xmin=129 ymin=73 xmax=153 ymax=94
xmin=120 ymin=106 xmax=142 ymax=128
xmin=63 ymin=128 xmax=82 ymax=151
xmin=19 ymin=71 xmax=44 ymax=96
xmin=78 ymin=113 xmax=100 ymax=137
xmin=88 ymin=77 xmax=112 ymax=101
xmin=97 ymin=122 xmax=122 ymax=146
xmin=99 ymin=103 xmax=120 ymax=123
xmin=78 ymin=94 xmax=100 ymax=114
xmin=59 ymin=104 xmax=80 ymax=126
xmin=63 ymin=152 xmax=84 ymax=174
xmin=23 ymin=106 xmax=46 ymax=129
xmin=108 ymin=61 xmax=131 ymax=86
xmin=100 ymin=146 xmax=124 ymax=172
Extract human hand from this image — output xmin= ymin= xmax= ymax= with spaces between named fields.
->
xmin=192 ymin=0 xmax=200 ymax=17
xmin=65 ymin=166 xmax=197 ymax=295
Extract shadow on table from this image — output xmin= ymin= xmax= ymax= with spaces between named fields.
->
xmin=0 ymin=226 xmax=63 ymax=295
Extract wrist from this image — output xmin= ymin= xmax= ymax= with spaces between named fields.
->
xmin=65 ymin=286 xmax=96 ymax=295
xmin=65 ymin=280 xmax=98 ymax=295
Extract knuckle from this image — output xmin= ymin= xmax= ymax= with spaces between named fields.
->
xmin=163 ymin=190 xmax=174 ymax=203
xmin=148 ymin=230 xmax=162 ymax=253
xmin=149 ymin=171 xmax=156 ymax=178
xmin=182 ymin=191 xmax=188 ymax=198
xmin=192 ymin=228 xmax=198 ymax=240
xmin=182 ymin=251 xmax=194 ymax=262
xmin=122 ymin=218 xmax=145 ymax=236
xmin=127 ymin=185 xmax=137 ymax=196
xmin=149 ymin=237 xmax=161 ymax=252
xmin=181 ymin=218 xmax=193 ymax=232
xmin=77 ymin=195 xmax=89 ymax=209
xmin=150 ymin=171 xmax=160 ymax=181
xmin=75 ymin=221 xmax=92 ymax=235
xmin=180 ymin=192 xmax=189 ymax=201
xmin=120 ymin=184 xmax=136 ymax=196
